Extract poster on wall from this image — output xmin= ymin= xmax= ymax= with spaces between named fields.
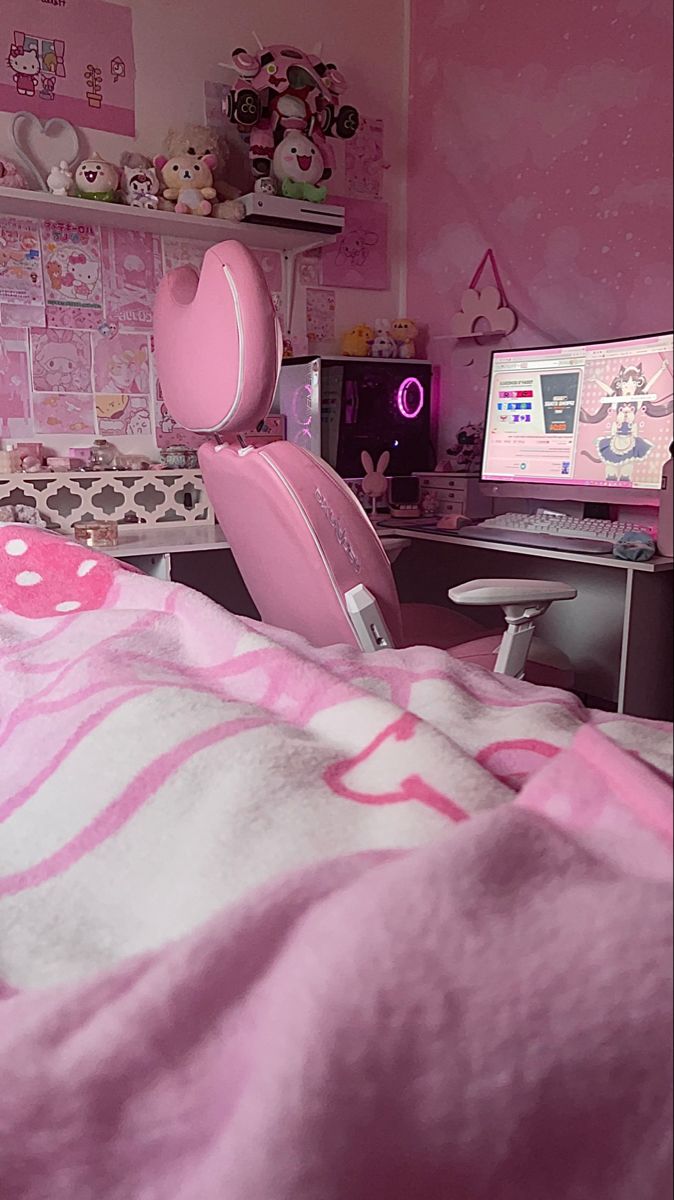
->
xmin=1 ymin=0 xmax=135 ymax=136
xmin=321 ymin=197 xmax=390 ymax=291
xmin=345 ymin=117 xmax=387 ymax=200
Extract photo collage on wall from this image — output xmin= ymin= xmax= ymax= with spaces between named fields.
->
xmin=0 ymin=216 xmax=290 ymax=448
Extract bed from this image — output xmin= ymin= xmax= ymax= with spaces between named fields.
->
xmin=1 ymin=526 xmax=672 ymax=1198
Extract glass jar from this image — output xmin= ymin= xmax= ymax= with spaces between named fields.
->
xmin=160 ymin=445 xmax=189 ymax=469
xmin=90 ymin=439 xmax=116 ymax=470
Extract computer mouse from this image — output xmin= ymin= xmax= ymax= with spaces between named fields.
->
xmin=436 ymin=514 xmax=473 ymax=530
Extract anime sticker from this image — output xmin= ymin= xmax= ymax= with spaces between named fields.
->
xmin=101 ymin=229 xmax=162 ymax=331
xmin=29 ymin=328 xmax=92 ymax=394
xmin=2 ymin=0 xmax=135 ymax=135
xmin=41 ymin=221 xmax=104 ymax=328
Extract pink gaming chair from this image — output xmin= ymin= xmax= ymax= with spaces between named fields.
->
xmin=154 ymin=241 xmax=576 ymax=688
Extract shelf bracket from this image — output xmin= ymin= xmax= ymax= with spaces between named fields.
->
xmin=281 ymin=238 xmax=327 ymax=341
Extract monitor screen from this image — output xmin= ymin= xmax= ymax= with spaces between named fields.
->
xmin=482 ymin=332 xmax=673 ymax=498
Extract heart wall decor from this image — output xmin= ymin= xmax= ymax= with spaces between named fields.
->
xmin=10 ymin=111 xmax=82 ymax=192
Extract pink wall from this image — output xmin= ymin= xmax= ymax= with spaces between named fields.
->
xmin=407 ymin=0 xmax=674 ymax=449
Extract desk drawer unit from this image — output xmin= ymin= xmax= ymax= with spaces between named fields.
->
xmin=414 ymin=473 xmax=492 ymax=519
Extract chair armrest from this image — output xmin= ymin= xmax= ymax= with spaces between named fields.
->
xmin=448 ymin=579 xmax=577 ymax=607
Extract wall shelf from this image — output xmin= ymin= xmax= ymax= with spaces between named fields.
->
xmin=0 ymin=186 xmax=336 ymax=255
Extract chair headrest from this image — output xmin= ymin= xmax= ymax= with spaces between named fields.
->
xmin=153 ymin=240 xmax=283 ymax=435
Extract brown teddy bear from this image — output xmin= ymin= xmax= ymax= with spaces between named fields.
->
xmin=163 ymin=124 xmax=242 ymax=205
xmin=154 ymin=153 xmax=218 ymax=216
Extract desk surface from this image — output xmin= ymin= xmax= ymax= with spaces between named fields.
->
xmin=109 ymin=524 xmax=406 ymax=560
xmin=107 ymin=525 xmax=231 ymax=557
xmin=377 ymin=522 xmax=674 ymax=573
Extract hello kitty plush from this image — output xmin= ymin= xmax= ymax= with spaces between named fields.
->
xmin=154 ymin=153 xmax=217 ymax=216
xmin=371 ymin=318 xmax=397 ymax=359
xmin=360 ymin=450 xmax=390 ymax=516
xmin=272 ymin=131 xmax=327 ymax=202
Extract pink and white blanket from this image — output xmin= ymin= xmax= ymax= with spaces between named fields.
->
xmin=1 ymin=526 xmax=672 ymax=990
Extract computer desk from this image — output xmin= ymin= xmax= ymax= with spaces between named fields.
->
xmin=382 ymin=523 xmax=674 ymax=721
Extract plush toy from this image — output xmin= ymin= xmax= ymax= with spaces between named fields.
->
xmin=341 ymin=324 xmax=375 ymax=357
xmin=255 ymin=176 xmax=277 ymax=195
xmin=391 ymin=318 xmax=418 ymax=360
xmin=163 ymin=124 xmax=241 ymax=203
xmin=121 ymin=164 xmax=160 ymax=209
xmin=272 ymin=131 xmax=327 ymax=202
xmin=370 ymin=318 xmax=397 ymax=359
xmin=226 ymin=41 xmax=359 ymax=182
xmin=46 ymin=161 xmax=73 ymax=196
xmin=74 ymin=154 xmax=119 ymax=202
xmin=437 ymin=421 xmax=485 ymax=474
xmin=154 ymin=154 xmax=217 ymax=216
xmin=0 ymin=157 xmax=28 ymax=189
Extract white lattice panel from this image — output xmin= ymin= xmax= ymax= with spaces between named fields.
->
xmin=0 ymin=471 xmax=214 ymax=531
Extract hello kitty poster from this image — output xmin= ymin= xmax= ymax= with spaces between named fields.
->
xmin=102 ymin=229 xmax=162 ymax=331
xmin=1 ymin=0 xmax=135 ymax=135
xmin=29 ymin=328 xmax=92 ymax=394
xmin=41 ymin=221 xmax=104 ymax=328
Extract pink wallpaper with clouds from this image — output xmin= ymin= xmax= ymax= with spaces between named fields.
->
xmin=407 ymin=0 xmax=673 ymax=446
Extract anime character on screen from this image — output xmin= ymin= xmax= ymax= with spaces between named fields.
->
xmin=581 ymin=354 xmax=673 ymax=482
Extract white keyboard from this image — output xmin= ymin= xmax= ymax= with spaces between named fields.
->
xmin=458 ymin=509 xmax=655 ymax=556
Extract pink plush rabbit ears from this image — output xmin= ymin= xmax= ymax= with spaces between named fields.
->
xmin=153 ymin=240 xmax=283 ymax=434
xmin=361 ymin=450 xmax=390 ymax=476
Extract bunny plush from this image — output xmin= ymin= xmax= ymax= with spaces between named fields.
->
xmin=360 ymin=450 xmax=390 ymax=514
xmin=371 ymin=319 xmax=397 ymax=359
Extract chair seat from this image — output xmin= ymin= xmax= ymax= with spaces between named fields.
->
xmin=400 ymin=603 xmax=574 ymax=691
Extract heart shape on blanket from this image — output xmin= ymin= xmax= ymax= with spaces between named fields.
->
xmin=10 ymin=111 xmax=81 ymax=191
xmin=476 ymin=739 xmax=560 ymax=789
xmin=324 ymin=713 xmax=467 ymax=822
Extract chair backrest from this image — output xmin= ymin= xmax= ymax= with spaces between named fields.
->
xmin=154 ymin=240 xmax=403 ymax=648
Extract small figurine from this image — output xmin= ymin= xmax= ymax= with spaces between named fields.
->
xmin=0 ymin=157 xmax=28 ymax=189
xmin=371 ymin=318 xmax=397 ymax=359
xmin=74 ymin=154 xmax=119 ymax=202
xmin=437 ymin=422 xmax=485 ymax=474
xmin=121 ymin=164 xmax=160 ymax=209
xmin=47 ymin=160 xmax=74 ymax=196
xmin=391 ymin=318 xmax=418 ymax=360
xmin=360 ymin=450 xmax=390 ymax=517
xmin=254 ymin=175 xmax=277 ymax=195
xmin=341 ymin=324 xmax=375 ymax=357
xmin=154 ymin=153 xmax=217 ymax=216
xmin=272 ymin=131 xmax=327 ymax=202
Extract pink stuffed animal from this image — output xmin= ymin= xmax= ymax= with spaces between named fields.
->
xmin=0 ymin=157 xmax=28 ymax=189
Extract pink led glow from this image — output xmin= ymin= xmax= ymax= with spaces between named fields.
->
xmin=397 ymin=376 xmax=424 ymax=419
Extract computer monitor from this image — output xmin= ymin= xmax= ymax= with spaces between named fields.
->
xmin=481 ymin=332 xmax=673 ymax=506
